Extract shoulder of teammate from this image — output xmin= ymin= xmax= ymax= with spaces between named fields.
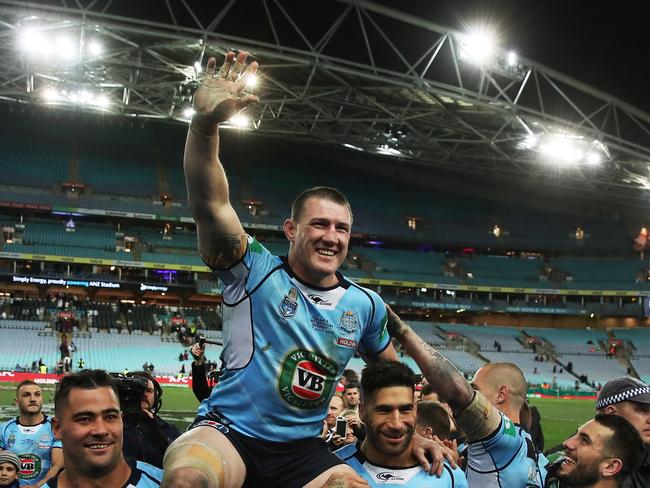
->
xmin=442 ymin=462 xmax=469 ymax=487
xmin=333 ymin=442 xmax=358 ymax=461
xmin=0 ymin=418 xmax=16 ymax=445
xmin=134 ymin=460 xmax=163 ymax=486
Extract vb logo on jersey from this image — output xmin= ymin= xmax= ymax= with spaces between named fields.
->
xmin=279 ymin=349 xmax=338 ymax=408
xmin=279 ymin=287 xmax=299 ymax=318
xmin=19 ymin=454 xmax=41 ymax=480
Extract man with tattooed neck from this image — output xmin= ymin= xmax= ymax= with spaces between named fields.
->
xmin=385 ymin=307 xmax=548 ymax=487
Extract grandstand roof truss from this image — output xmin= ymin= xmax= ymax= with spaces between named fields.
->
xmin=1 ymin=0 xmax=649 ymax=205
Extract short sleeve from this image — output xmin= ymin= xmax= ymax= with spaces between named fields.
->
xmin=358 ymin=290 xmax=390 ymax=356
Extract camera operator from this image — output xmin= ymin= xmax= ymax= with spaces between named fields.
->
xmin=115 ymin=372 xmax=180 ymax=469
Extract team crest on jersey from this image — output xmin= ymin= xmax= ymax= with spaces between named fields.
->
xmin=279 ymin=287 xmax=299 ymax=318
xmin=6 ymin=433 xmax=16 ymax=448
xmin=278 ymin=349 xmax=338 ymax=409
xmin=339 ymin=311 xmax=359 ymax=334
xmin=19 ymin=454 xmax=41 ymax=480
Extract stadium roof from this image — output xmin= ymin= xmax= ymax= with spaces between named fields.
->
xmin=1 ymin=0 xmax=649 ymax=209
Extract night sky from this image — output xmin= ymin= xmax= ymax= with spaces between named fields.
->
xmin=375 ymin=0 xmax=649 ymax=113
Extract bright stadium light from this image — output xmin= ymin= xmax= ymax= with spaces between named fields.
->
xmin=93 ymin=93 xmax=111 ymax=109
xmin=19 ymin=27 xmax=49 ymax=56
xmin=87 ymin=39 xmax=103 ymax=57
xmin=458 ymin=28 xmax=497 ymax=66
xmin=522 ymin=131 xmax=610 ymax=168
xmin=539 ymin=134 xmax=584 ymax=165
xmin=182 ymin=107 xmax=194 ymax=119
xmin=42 ymin=86 xmax=60 ymax=102
xmin=56 ymin=35 xmax=77 ymax=61
xmin=585 ymin=151 xmax=602 ymax=166
xmin=245 ymin=73 xmax=258 ymax=88
xmin=506 ymin=51 xmax=518 ymax=67
xmin=193 ymin=61 xmax=202 ymax=74
xmin=229 ymin=113 xmax=250 ymax=128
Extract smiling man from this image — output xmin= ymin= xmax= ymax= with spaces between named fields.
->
xmin=334 ymin=360 xmax=466 ymax=487
xmin=44 ymin=370 xmax=161 ymax=488
xmin=161 ymin=51 xmax=400 ymax=488
xmin=553 ymin=414 xmax=643 ymax=488
xmin=0 ymin=381 xmax=63 ymax=487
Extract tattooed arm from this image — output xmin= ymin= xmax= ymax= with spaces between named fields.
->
xmin=184 ymin=51 xmax=259 ymax=268
xmin=386 ymin=306 xmax=474 ymax=415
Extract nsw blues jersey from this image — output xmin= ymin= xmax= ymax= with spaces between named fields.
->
xmin=466 ymin=414 xmax=548 ymax=488
xmin=42 ymin=459 xmax=162 ymax=487
xmin=198 ymin=237 xmax=390 ymax=441
xmin=0 ymin=416 xmax=61 ymax=486
xmin=335 ymin=443 xmax=467 ymax=487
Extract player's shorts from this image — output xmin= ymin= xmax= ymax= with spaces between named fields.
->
xmin=189 ymin=411 xmax=345 ymax=488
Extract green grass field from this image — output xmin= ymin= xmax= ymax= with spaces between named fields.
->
xmin=0 ymin=384 xmax=594 ymax=452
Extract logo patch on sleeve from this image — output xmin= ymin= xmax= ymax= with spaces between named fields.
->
xmin=279 ymin=349 xmax=338 ymax=408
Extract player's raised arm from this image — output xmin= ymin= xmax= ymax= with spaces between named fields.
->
xmin=386 ymin=306 xmax=474 ymax=415
xmin=184 ymin=51 xmax=259 ymax=269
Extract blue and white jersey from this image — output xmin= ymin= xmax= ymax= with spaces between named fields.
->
xmin=466 ymin=414 xmax=548 ymax=488
xmin=335 ymin=443 xmax=467 ymax=487
xmin=42 ymin=459 xmax=162 ymax=487
xmin=198 ymin=236 xmax=390 ymax=441
xmin=0 ymin=416 xmax=62 ymax=486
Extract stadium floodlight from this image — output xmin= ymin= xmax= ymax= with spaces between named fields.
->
xmin=341 ymin=143 xmax=363 ymax=151
xmin=585 ymin=151 xmax=602 ymax=166
xmin=245 ymin=73 xmax=258 ymax=88
xmin=93 ymin=93 xmax=111 ymax=109
xmin=229 ymin=113 xmax=250 ymax=128
xmin=56 ymin=35 xmax=77 ymax=61
xmin=539 ymin=134 xmax=584 ymax=165
xmin=41 ymin=87 xmax=60 ymax=102
xmin=87 ymin=39 xmax=103 ymax=57
xmin=19 ymin=27 xmax=50 ymax=56
xmin=521 ymin=131 xmax=610 ymax=168
xmin=457 ymin=27 xmax=497 ymax=66
xmin=193 ymin=61 xmax=202 ymax=74
xmin=376 ymin=144 xmax=405 ymax=157
xmin=506 ymin=51 xmax=518 ymax=67
xmin=182 ymin=107 xmax=194 ymax=119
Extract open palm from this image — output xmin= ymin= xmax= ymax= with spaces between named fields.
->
xmin=193 ymin=51 xmax=259 ymax=124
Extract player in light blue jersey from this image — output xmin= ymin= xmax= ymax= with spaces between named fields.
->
xmin=0 ymin=380 xmax=63 ymax=487
xmin=333 ymin=360 xmax=467 ymax=488
xmin=44 ymin=370 xmax=162 ymax=488
xmin=386 ymin=309 xmax=548 ymax=488
xmin=160 ymin=51 xmax=418 ymax=488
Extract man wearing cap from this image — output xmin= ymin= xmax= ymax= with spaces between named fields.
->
xmin=596 ymin=376 xmax=650 ymax=488
xmin=0 ymin=452 xmax=21 ymax=488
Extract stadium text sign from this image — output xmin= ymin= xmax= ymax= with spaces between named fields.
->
xmin=12 ymin=275 xmax=121 ymax=289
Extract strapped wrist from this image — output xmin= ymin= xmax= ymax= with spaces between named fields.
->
xmin=189 ymin=113 xmax=220 ymax=139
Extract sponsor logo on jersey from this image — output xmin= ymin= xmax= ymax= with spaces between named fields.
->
xmin=7 ymin=433 xmax=16 ymax=448
xmin=336 ymin=337 xmax=358 ymax=348
xmin=339 ymin=311 xmax=359 ymax=334
xmin=18 ymin=454 xmax=41 ymax=480
xmin=279 ymin=287 xmax=299 ymax=318
xmin=307 ymin=294 xmax=332 ymax=307
xmin=279 ymin=349 xmax=338 ymax=409
xmin=376 ymin=471 xmax=405 ymax=482
xmin=310 ymin=316 xmax=334 ymax=335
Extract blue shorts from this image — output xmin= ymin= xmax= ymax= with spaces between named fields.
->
xmin=189 ymin=412 xmax=344 ymax=488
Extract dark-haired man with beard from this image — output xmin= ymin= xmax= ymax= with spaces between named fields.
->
xmin=549 ymin=414 xmax=643 ymax=488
